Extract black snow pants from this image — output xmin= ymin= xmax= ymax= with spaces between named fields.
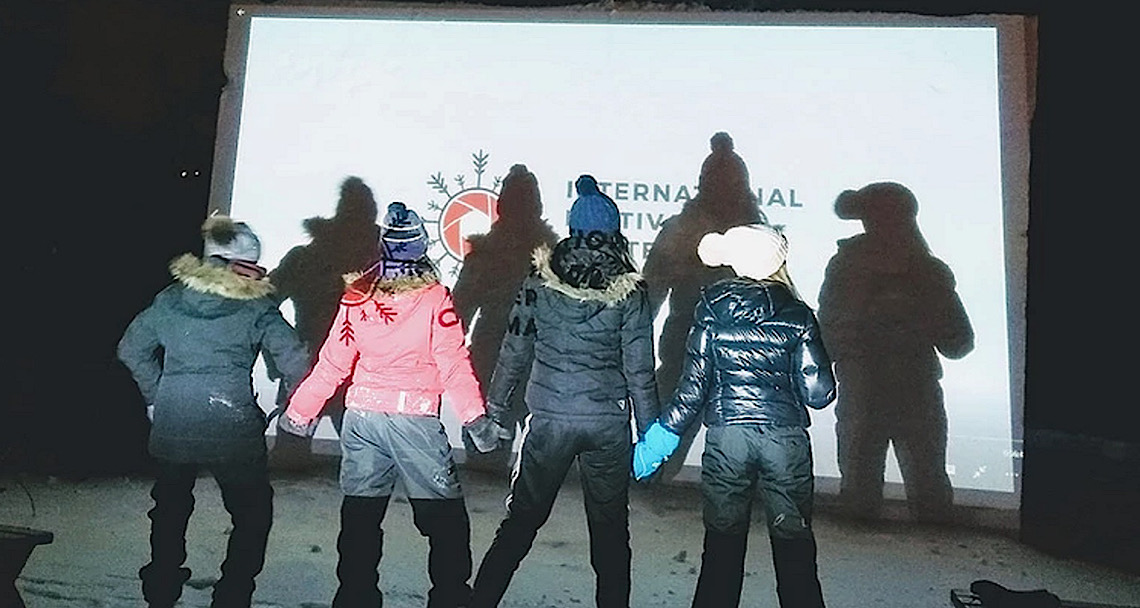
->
xmin=470 ymin=415 xmax=633 ymax=608
xmin=692 ymin=424 xmax=825 ymax=608
xmin=140 ymin=456 xmax=273 ymax=608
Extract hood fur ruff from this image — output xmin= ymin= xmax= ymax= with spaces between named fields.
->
xmin=341 ymin=269 xmax=439 ymax=298
xmin=532 ymin=245 xmax=642 ymax=305
xmin=170 ymin=254 xmax=275 ymax=300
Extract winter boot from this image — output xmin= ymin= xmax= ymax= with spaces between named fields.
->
xmin=139 ymin=565 xmax=191 ymax=608
xmin=332 ymin=495 xmax=390 ymax=608
xmin=691 ymin=529 xmax=749 ymax=608
xmin=770 ymin=536 xmax=826 ymax=608
xmin=410 ymin=498 xmax=474 ymax=608
xmin=211 ymin=479 xmax=274 ymax=608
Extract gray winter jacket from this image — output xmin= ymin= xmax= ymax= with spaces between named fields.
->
xmin=118 ymin=254 xmax=311 ymax=463
xmin=485 ymin=237 xmax=660 ymax=435
xmin=660 ymin=277 xmax=836 ymax=434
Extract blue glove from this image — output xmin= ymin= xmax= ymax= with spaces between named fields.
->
xmin=632 ymin=421 xmax=681 ymax=481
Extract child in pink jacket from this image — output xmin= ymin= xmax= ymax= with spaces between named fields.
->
xmin=280 ymin=202 xmax=505 ymax=608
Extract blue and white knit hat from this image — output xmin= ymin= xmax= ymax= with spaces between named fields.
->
xmin=378 ymin=202 xmax=433 ymax=280
xmin=380 ymin=202 xmax=428 ymax=262
xmin=567 ymin=175 xmax=621 ymax=236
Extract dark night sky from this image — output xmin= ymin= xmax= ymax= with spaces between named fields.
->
xmin=1 ymin=0 xmax=1130 ymax=467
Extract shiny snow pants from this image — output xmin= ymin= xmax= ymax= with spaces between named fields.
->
xmin=692 ymin=424 xmax=825 ymax=608
xmin=471 ymin=415 xmax=633 ymax=608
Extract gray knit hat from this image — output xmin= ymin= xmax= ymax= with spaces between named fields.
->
xmin=202 ymin=216 xmax=261 ymax=263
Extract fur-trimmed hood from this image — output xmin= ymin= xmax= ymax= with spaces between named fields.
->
xmin=170 ymin=254 xmax=275 ymax=300
xmin=341 ymin=267 xmax=440 ymax=303
xmin=533 ymin=244 xmax=642 ymax=305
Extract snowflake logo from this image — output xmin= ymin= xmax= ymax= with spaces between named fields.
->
xmin=424 ymin=150 xmax=502 ymax=281
xmin=373 ymin=301 xmax=398 ymax=324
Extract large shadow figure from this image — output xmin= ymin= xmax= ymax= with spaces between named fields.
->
xmin=267 ymin=176 xmax=381 ymax=468
xmin=642 ymin=132 xmax=767 ymax=480
xmin=451 ymin=164 xmax=559 ymax=472
xmin=817 ymin=182 xmax=975 ymax=522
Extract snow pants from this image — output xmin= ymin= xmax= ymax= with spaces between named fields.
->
xmin=470 ymin=415 xmax=633 ymax=608
xmin=332 ymin=409 xmax=474 ymax=608
xmin=140 ymin=455 xmax=272 ymax=608
xmin=692 ymin=424 xmax=825 ymax=608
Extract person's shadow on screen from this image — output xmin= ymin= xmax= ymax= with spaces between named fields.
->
xmin=642 ymin=132 xmax=767 ymax=481
xmin=266 ymin=176 xmax=381 ymax=470
xmin=451 ymin=164 xmax=559 ymax=475
xmin=816 ymin=181 xmax=975 ymax=523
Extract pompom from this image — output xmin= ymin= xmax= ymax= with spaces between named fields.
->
xmin=833 ymin=190 xmax=863 ymax=220
xmin=201 ymin=215 xmax=261 ymax=263
xmin=710 ymin=131 xmax=734 ymax=153
xmin=575 ymin=174 xmax=600 ymax=195
xmin=202 ymin=216 xmax=238 ymax=245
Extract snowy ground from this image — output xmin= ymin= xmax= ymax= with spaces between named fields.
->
xmin=5 ymin=458 xmax=1139 ymax=608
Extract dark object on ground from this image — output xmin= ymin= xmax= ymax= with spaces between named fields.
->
xmin=951 ymin=580 xmax=1137 ymax=608
xmin=0 ymin=524 xmax=54 ymax=608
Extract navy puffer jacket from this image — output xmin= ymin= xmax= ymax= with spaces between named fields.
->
xmin=485 ymin=236 xmax=660 ymax=435
xmin=659 ymin=277 xmax=835 ymax=434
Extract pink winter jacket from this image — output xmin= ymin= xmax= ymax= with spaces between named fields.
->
xmin=285 ymin=273 xmax=486 ymax=426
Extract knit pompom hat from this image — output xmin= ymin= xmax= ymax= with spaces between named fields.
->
xmin=202 ymin=216 xmax=261 ymax=263
xmin=376 ymin=202 xmax=434 ymax=280
xmin=567 ymin=175 xmax=620 ymax=236
xmin=380 ymin=202 xmax=429 ymax=262
xmin=698 ymin=223 xmax=788 ymax=281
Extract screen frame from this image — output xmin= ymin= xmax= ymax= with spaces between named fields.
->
xmin=209 ymin=2 xmax=1032 ymax=511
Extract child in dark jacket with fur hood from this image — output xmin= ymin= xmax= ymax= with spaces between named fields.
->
xmin=469 ymin=175 xmax=660 ymax=608
xmin=118 ymin=216 xmax=311 ymax=608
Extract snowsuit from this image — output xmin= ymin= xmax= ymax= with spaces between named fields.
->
xmin=470 ymin=238 xmax=659 ymax=608
xmin=117 ymin=253 xmax=310 ymax=608
xmin=284 ymin=270 xmax=486 ymax=608
xmin=659 ymin=277 xmax=836 ymax=608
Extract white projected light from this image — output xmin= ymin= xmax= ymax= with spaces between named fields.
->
xmin=212 ymin=4 xmax=1031 ymax=505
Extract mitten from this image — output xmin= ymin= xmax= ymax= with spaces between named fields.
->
xmin=632 ymin=421 xmax=681 ymax=481
xmin=465 ymin=415 xmax=508 ymax=453
xmin=277 ymin=410 xmax=318 ymax=438
xmin=487 ymin=406 xmax=515 ymax=443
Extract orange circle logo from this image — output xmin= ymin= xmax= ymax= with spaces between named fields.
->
xmin=439 ymin=188 xmax=499 ymax=260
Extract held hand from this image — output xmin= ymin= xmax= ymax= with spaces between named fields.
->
xmin=632 ymin=421 xmax=681 ymax=481
xmin=465 ymin=415 xmax=509 ymax=454
xmin=485 ymin=404 xmax=515 ymax=442
xmin=277 ymin=410 xmax=318 ymax=438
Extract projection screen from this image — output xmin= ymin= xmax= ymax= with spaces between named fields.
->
xmin=209 ymin=2 xmax=1032 ymax=508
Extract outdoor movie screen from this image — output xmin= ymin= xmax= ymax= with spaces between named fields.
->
xmin=211 ymin=3 xmax=1031 ymax=501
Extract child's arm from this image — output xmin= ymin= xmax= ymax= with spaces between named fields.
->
xmin=285 ymin=301 xmax=360 ymax=425
xmin=117 ymin=306 xmax=162 ymax=409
